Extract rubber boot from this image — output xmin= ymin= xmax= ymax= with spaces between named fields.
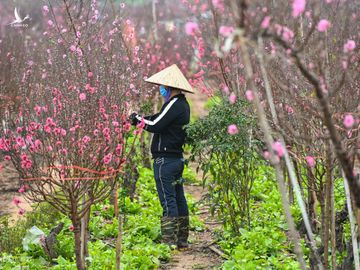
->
xmin=177 ymin=216 xmax=189 ymax=250
xmin=161 ymin=216 xmax=178 ymax=247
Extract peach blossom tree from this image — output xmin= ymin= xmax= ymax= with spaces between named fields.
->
xmin=0 ymin=1 xmax=148 ymax=269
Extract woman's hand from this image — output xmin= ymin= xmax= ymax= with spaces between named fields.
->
xmin=129 ymin=112 xmax=139 ymax=126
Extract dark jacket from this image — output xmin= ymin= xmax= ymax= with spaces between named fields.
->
xmin=133 ymin=94 xmax=190 ymax=158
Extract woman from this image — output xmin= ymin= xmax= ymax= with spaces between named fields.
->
xmin=130 ymin=64 xmax=194 ymax=249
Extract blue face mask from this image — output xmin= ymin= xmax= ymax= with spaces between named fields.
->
xmin=159 ymin=85 xmax=172 ymax=101
xmin=159 ymin=85 xmax=168 ymax=97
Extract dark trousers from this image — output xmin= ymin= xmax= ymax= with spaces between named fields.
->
xmin=153 ymin=157 xmax=189 ymax=217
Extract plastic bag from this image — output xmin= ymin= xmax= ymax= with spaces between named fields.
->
xmin=22 ymin=225 xmax=45 ymax=251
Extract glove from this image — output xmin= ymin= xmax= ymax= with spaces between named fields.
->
xmin=129 ymin=112 xmax=139 ymax=126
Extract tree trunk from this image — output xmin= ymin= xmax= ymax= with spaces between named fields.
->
xmin=284 ymin=167 xmax=294 ymax=204
xmin=116 ymin=203 xmax=124 ymax=269
xmin=81 ymin=207 xmax=91 ymax=262
xmin=114 ymin=182 xmax=119 ymax=217
xmin=330 ymin=177 xmax=336 ymax=270
xmin=344 ymin=171 xmax=360 ymax=270
xmin=307 ymin=169 xmax=317 ymax=232
xmin=73 ymin=221 xmax=87 ymax=270
xmin=323 ymin=146 xmax=333 ymax=269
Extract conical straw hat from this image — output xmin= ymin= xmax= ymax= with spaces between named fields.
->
xmin=145 ymin=64 xmax=194 ymax=94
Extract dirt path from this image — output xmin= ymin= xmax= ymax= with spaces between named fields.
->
xmin=160 ymin=184 xmax=224 ymax=270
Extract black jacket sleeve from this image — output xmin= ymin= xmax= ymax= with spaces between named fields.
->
xmin=144 ymin=113 xmax=160 ymax=121
xmin=135 ymin=98 xmax=181 ymax=133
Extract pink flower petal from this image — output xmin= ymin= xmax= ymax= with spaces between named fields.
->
xmin=317 ymin=19 xmax=331 ymax=32
xmin=227 ymin=124 xmax=239 ymax=135
xmin=343 ymin=114 xmax=355 ymax=129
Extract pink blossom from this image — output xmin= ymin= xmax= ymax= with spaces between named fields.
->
xmin=317 ymin=19 xmax=331 ymax=32
xmin=16 ymin=137 xmax=26 ymax=147
xmin=123 ymin=122 xmax=131 ymax=132
xmin=212 ymin=0 xmax=224 ymax=11
xmin=85 ymin=83 xmax=93 ymax=91
xmin=53 ymin=127 xmax=61 ymax=135
xmin=60 ymin=129 xmax=67 ymax=137
xmin=0 ymin=139 xmax=9 ymax=151
xmin=102 ymin=127 xmax=110 ymax=135
xmin=120 ymin=3 xmax=125 ymax=8
xmin=305 ymin=156 xmax=316 ymax=167
xmin=115 ymin=144 xmax=123 ymax=156
xmin=79 ymin=93 xmax=86 ymax=101
xmin=229 ymin=93 xmax=237 ymax=104
xmin=18 ymin=185 xmax=27 ymax=193
xmin=222 ymin=85 xmax=230 ymax=95
xmin=47 ymin=20 xmax=54 ymax=27
xmin=282 ymin=27 xmax=294 ymax=42
xmin=21 ymin=153 xmax=28 ymax=161
xmin=34 ymin=105 xmax=42 ymax=115
xmin=245 ymin=90 xmax=254 ymax=101
xmin=343 ymin=114 xmax=355 ymax=129
xmin=22 ymin=159 xmax=32 ymax=169
xmin=44 ymin=125 xmax=52 ymax=133
xmin=343 ymin=40 xmax=356 ymax=53
xmin=285 ymin=105 xmax=294 ymax=114
xmin=34 ymin=139 xmax=42 ymax=149
xmin=42 ymin=5 xmax=49 ymax=14
xmin=342 ymin=60 xmax=348 ymax=69
xmin=82 ymin=136 xmax=91 ymax=144
xmin=103 ymin=153 xmax=113 ymax=164
xmin=136 ymin=119 xmax=145 ymax=129
xmin=272 ymin=141 xmax=285 ymax=157
xmin=69 ymin=225 xmax=75 ymax=231
xmin=185 ymin=22 xmax=199 ymax=36
xmin=261 ymin=16 xmax=271 ymax=29
xmin=46 ymin=117 xmax=55 ymax=126
xmin=60 ymin=148 xmax=68 ymax=156
xmin=18 ymin=208 xmax=25 ymax=216
xmin=70 ymin=45 xmax=77 ymax=52
xmin=263 ymin=151 xmax=270 ymax=160
xmin=18 ymin=188 xmax=25 ymax=194
xmin=93 ymin=129 xmax=99 ymax=136
xmin=88 ymin=71 xmax=93 ymax=78
xmin=292 ymin=0 xmax=306 ymax=18
xmin=12 ymin=197 xmax=21 ymax=206
xmin=219 ymin=26 xmax=234 ymax=37
xmin=227 ymin=124 xmax=239 ymax=135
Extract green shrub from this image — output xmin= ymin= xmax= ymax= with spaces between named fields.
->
xmin=186 ymin=96 xmax=262 ymax=232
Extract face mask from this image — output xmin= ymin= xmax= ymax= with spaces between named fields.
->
xmin=159 ymin=86 xmax=172 ymax=102
xmin=159 ymin=85 xmax=168 ymax=97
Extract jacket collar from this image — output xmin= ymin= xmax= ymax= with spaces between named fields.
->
xmin=169 ymin=93 xmax=185 ymax=101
